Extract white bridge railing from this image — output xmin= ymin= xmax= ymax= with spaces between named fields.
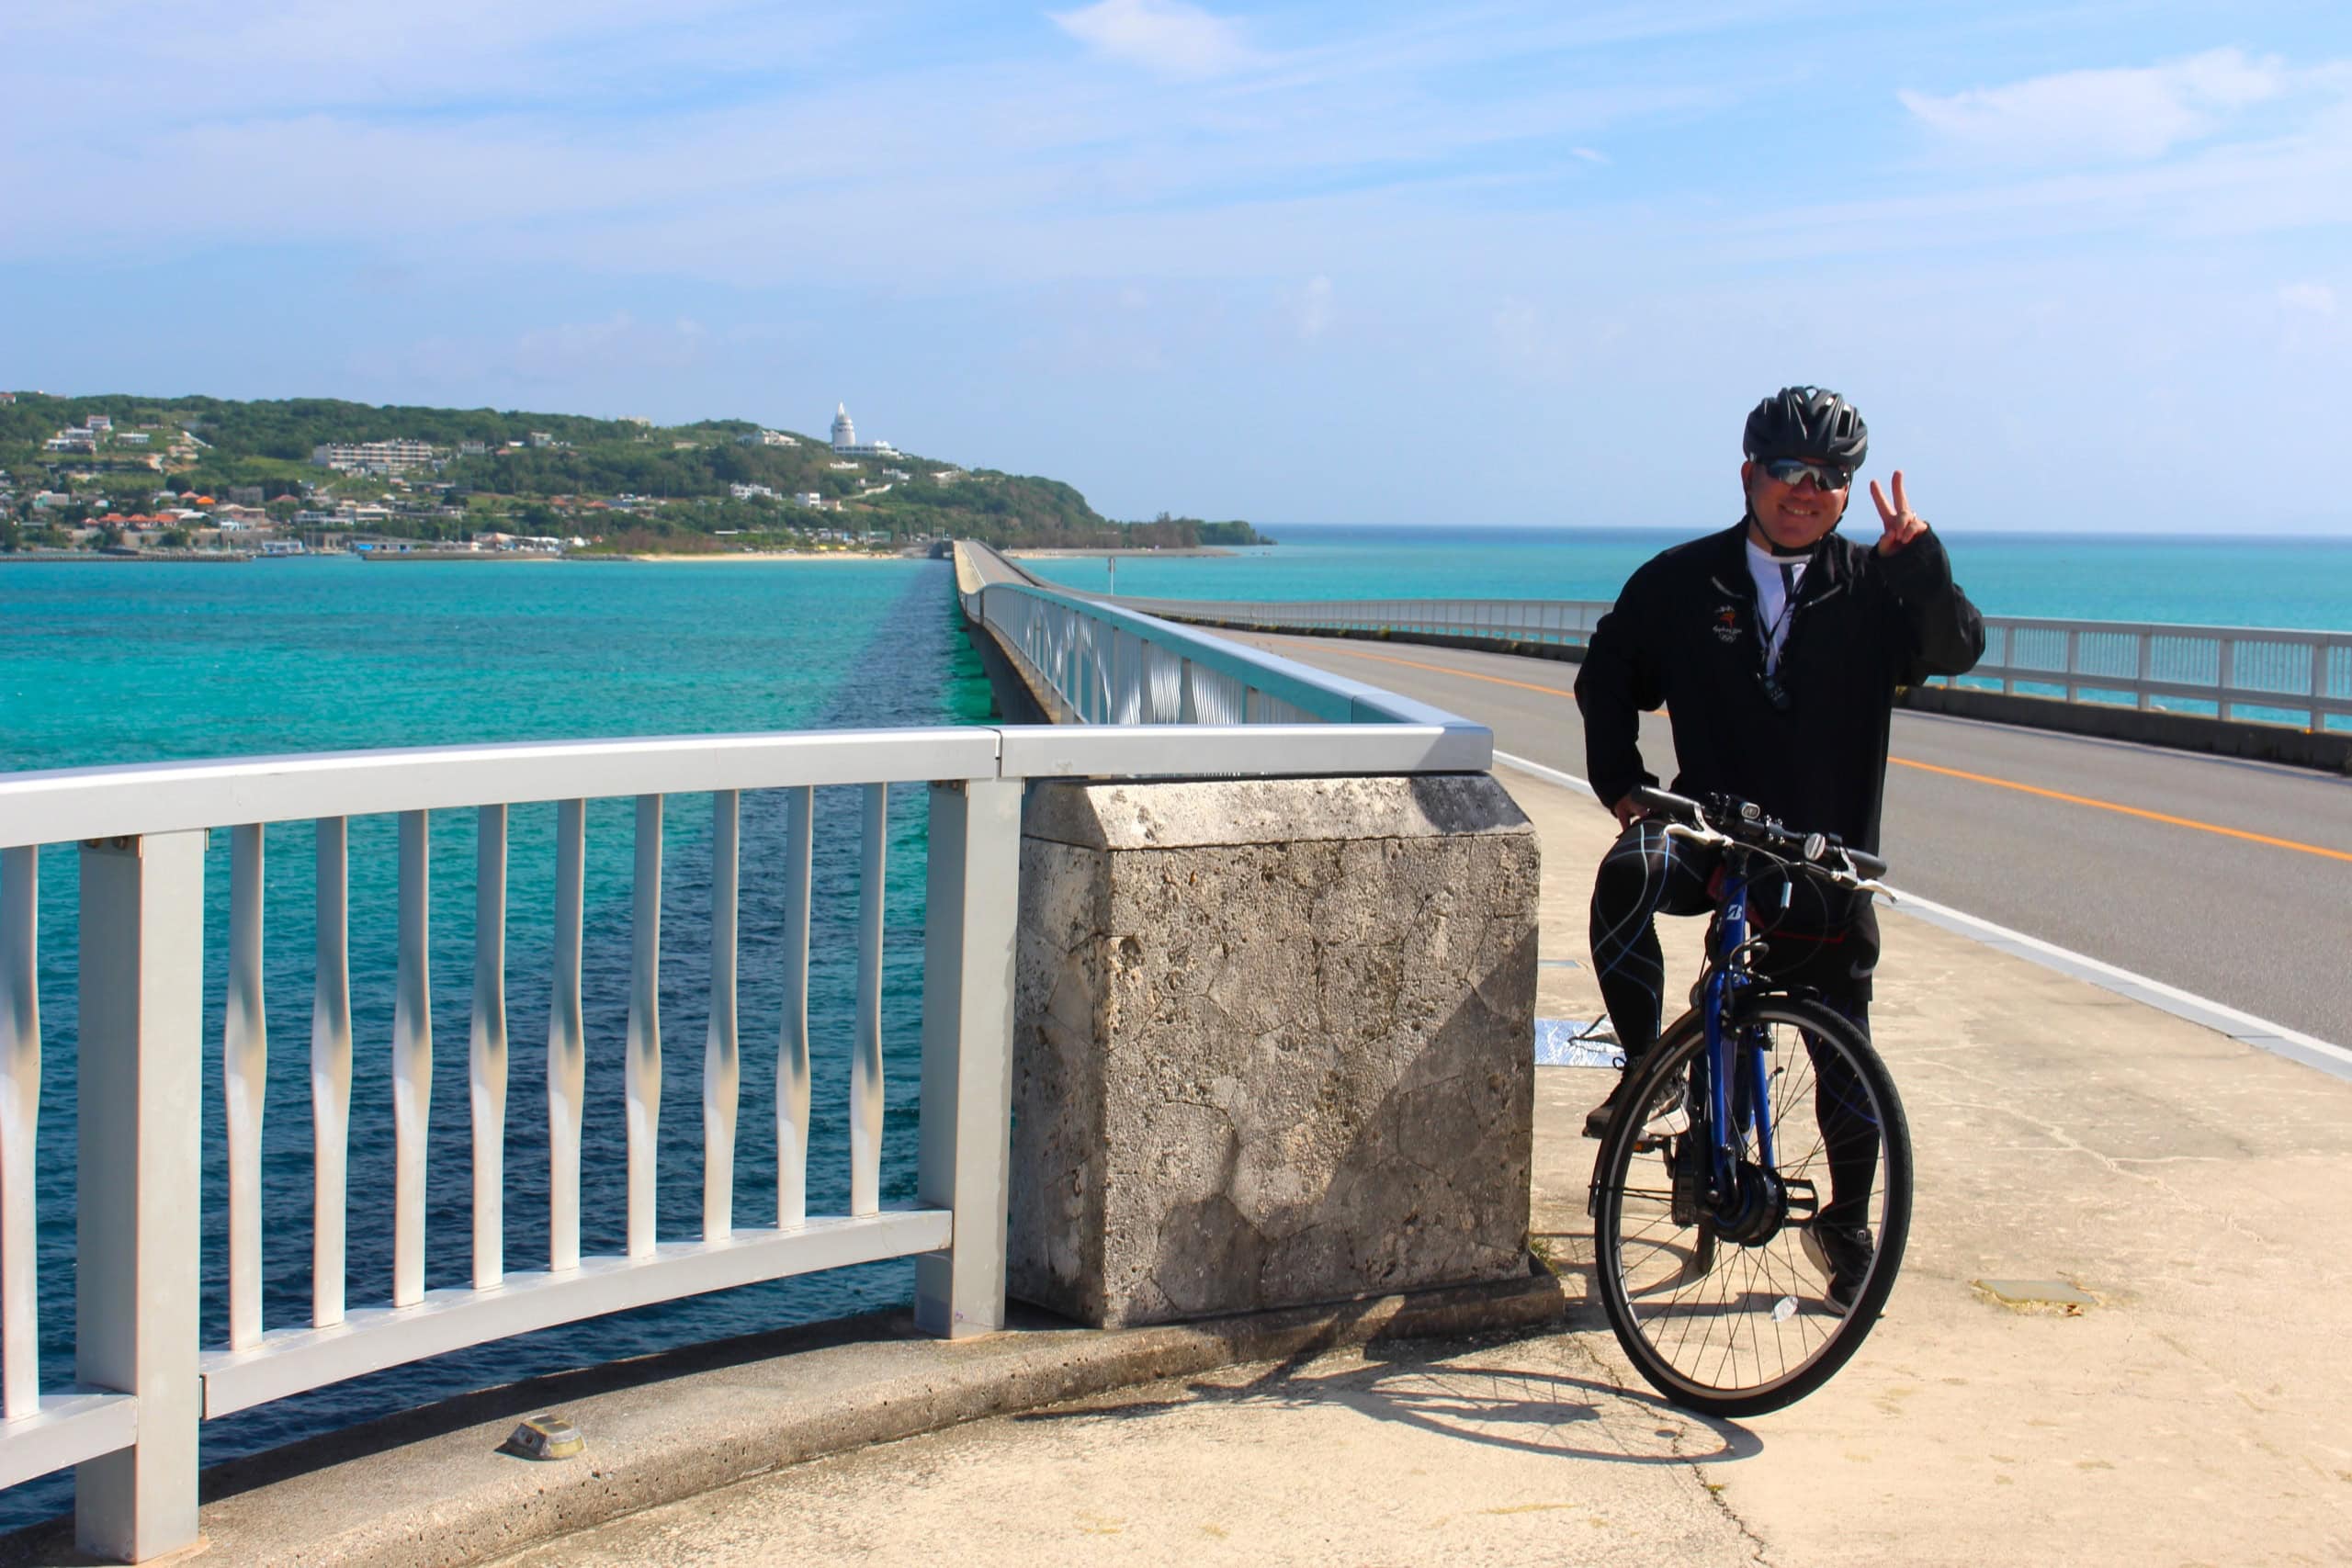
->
xmin=957 ymin=553 xmax=1489 ymax=757
xmin=1086 ymin=591 xmax=2352 ymax=733
xmin=0 ymin=570 xmax=1491 ymax=1561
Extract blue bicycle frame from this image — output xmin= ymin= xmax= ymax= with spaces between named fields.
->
xmin=1698 ymin=855 xmax=1778 ymax=1194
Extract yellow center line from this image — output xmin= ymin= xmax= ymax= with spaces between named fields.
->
xmin=1267 ymin=635 xmax=2352 ymax=865
xmin=1886 ymin=758 xmax=2352 ymax=863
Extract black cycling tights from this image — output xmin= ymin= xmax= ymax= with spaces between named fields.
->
xmin=1590 ymin=818 xmax=1882 ymax=1228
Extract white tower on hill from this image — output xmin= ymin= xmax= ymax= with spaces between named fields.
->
xmin=830 ymin=402 xmax=897 ymax=458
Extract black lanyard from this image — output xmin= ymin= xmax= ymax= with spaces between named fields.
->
xmin=1759 ymin=561 xmax=1802 ymax=671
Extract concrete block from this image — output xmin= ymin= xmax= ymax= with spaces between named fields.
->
xmin=1010 ymin=773 xmax=1540 ymax=1327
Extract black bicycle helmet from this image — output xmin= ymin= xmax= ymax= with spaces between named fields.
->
xmin=1742 ymin=386 xmax=1869 ymax=468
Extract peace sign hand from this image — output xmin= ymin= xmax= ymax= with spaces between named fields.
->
xmin=1868 ymin=469 xmax=1928 ymax=556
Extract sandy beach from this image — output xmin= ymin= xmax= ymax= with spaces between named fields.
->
xmin=1007 ymin=547 xmax=1235 ymax=558
xmin=612 ymin=550 xmax=924 ymax=563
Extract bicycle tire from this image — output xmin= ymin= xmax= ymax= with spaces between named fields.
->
xmin=1590 ymin=996 xmax=1912 ymax=1416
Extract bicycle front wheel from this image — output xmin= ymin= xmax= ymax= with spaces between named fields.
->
xmin=1590 ymin=997 xmax=1912 ymax=1416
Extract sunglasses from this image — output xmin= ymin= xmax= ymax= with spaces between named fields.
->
xmin=1757 ymin=457 xmax=1854 ymax=491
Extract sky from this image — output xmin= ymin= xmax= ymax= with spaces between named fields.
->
xmin=3 ymin=0 xmax=2348 ymax=533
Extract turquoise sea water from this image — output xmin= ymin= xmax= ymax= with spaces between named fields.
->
xmin=0 ymin=556 xmax=989 ymax=1524
xmin=1021 ymin=524 xmax=2352 ymax=631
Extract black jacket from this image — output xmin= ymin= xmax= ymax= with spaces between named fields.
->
xmin=1574 ymin=520 xmax=1985 ymax=853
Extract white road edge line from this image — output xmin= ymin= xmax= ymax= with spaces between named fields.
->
xmin=1489 ymin=748 xmax=2352 ymax=1080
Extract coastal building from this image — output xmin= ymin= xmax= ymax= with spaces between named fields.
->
xmin=740 ymin=429 xmax=798 ymax=446
xmin=85 ymin=414 xmax=112 ymax=432
xmin=729 ymin=482 xmax=779 ymax=502
xmin=528 ymin=431 xmax=555 ymax=447
xmin=830 ymin=403 xmax=898 ymax=458
xmin=459 ymin=440 xmax=488 ymax=457
xmin=118 ymin=432 xmax=150 ymax=446
xmin=619 ymin=415 xmax=653 ymax=427
xmin=312 ymin=438 xmax=436 ymax=473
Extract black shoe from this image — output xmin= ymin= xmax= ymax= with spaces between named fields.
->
xmin=1582 ymin=1068 xmax=1680 ymax=1141
xmin=1582 ymin=1075 xmax=1635 ymax=1140
xmin=1801 ymin=1222 xmax=1875 ymax=1311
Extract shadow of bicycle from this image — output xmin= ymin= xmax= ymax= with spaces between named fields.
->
xmin=1014 ymin=1343 xmax=1762 ymax=1467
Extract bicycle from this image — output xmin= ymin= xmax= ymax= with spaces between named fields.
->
xmin=1586 ymin=785 xmax=1914 ymax=1416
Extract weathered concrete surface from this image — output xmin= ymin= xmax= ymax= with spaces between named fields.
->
xmin=1010 ymin=774 xmax=1540 ymax=1326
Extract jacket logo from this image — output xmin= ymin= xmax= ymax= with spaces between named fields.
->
xmin=1712 ymin=604 xmax=1741 ymax=644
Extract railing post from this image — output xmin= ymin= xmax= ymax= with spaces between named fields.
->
xmin=2311 ymin=640 xmax=2328 ymax=732
xmin=311 ymin=818 xmax=350 ymax=1328
xmin=626 ymin=795 xmax=663 ymax=1259
xmin=850 ymin=784 xmax=888 ymax=1216
xmin=75 ymin=831 xmax=203 ymax=1562
xmin=223 ymin=824 xmax=266 ymax=1350
xmin=392 ymin=810 xmax=432 ymax=1307
xmin=0 ymin=845 xmax=41 ymax=1421
xmin=915 ymin=779 xmax=1021 ymax=1338
xmin=2136 ymin=633 xmax=2154 ymax=711
xmin=2218 ymin=637 xmax=2237 ymax=723
xmin=470 ymin=804 xmax=508 ymax=1290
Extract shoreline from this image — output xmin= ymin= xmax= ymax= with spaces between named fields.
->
xmin=610 ymin=550 xmax=922 ymax=563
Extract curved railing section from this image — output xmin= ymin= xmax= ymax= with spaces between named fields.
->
xmin=954 ymin=545 xmax=1490 ymax=763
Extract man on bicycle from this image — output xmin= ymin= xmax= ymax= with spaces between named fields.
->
xmin=1573 ymin=386 xmax=1984 ymax=1292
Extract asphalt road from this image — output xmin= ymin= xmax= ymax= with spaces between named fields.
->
xmin=1223 ymin=630 xmax=2352 ymax=1051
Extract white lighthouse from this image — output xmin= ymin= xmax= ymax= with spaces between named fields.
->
xmin=830 ymin=403 xmax=897 ymax=458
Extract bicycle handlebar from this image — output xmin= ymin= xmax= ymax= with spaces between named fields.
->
xmin=1631 ymin=785 xmax=1891 ymax=893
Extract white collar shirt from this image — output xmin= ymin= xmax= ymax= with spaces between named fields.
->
xmin=1744 ymin=540 xmax=1808 ymax=674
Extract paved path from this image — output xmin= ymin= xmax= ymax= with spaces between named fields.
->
xmin=1220 ymin=628 xmax=2352 ymax=1050
xmin=500 ymin=772 xmax=2352 ymax=1568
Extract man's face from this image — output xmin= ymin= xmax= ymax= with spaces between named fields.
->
xmin=1743 ymin=459 xmax=1849 ymax=552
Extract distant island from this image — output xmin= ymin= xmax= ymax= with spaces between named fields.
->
xmin=0 ymin=392 xmax=1269 ymax=558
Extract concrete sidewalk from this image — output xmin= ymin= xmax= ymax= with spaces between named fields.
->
xmin=484 ymin=769 xmax=2352 ymax=1567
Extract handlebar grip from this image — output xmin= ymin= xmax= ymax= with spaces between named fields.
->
xmin=1632 ymin=785 xmax=1703 ymax=820
xmin=1845 ymin=846 xmax=1888 ymax=879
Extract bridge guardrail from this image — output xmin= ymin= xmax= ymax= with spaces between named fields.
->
xmin=956 ymin=546 xmax=1489 ymax=763
xmin=0 ymin=557 xmax=1497 ymax=1558
xmin=1085 ymin=589 xmax=2352 ymax=733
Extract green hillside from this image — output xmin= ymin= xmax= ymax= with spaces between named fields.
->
xmin=0 ymin=392 xmax=1264 ymax=551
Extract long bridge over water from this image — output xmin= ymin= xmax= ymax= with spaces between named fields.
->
xmin=0 ymin=545 xmax=2346 ymax=1563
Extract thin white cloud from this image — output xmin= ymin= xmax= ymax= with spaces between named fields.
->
xmin=1900 ymin=49 xmax=2289 ymax=164
xmin=1569 ymin=146 xmax=1610 ymax=164
xmin=1049 ymin=0 xmax=1255 ymax=79
xmin=2278 ymin=282 xmax=2337 ymax=316
xmin=1293 ymin=276 xmax=1335 ymax=341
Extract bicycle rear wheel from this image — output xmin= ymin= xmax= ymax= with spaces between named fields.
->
xmin=1589 ymin=996 xmax=1911 ymax=1416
